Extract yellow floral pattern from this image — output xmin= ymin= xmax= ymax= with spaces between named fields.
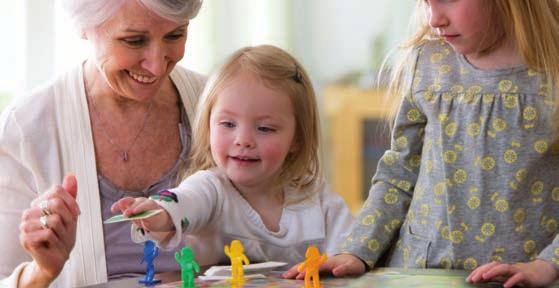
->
xmin=343 ymin=40 xmax=559 ymax=271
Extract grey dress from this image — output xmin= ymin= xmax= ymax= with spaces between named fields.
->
xmin=342 ymin=40 xmax=559 ymax=271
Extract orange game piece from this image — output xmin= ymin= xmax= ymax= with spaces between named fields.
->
xmin=224 ymin=240 xmax=250 ymax=284
xmin=297 ymin=246 xmax=327 ymax=288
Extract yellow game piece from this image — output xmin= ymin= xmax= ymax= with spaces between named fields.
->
xmin=297 ymin=246 xmax=327 ymax=288
xmin=224 ymin=240 xmax=250 ymax=284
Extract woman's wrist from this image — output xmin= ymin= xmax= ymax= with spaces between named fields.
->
xmin=18 ymin=262 xmax=54 ymax=288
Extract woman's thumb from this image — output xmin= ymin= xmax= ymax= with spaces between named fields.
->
xmin=63 ymin=174 xmax=78 ymax=199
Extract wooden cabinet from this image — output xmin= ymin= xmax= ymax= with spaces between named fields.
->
xmin=323 ymin=85 xmax=397 ymax=214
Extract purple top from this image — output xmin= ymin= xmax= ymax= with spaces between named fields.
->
xmin=100 ymin=106 xmax=190 ymax=279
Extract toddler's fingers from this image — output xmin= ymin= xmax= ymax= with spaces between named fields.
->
xmin=131 ymin=220 xmax=145 ymax=229
xmin=126 ymin=198 xmax=159 ymax=216
xmin=331 ymin=262 xmax=357 ymax=277
xmin=295 ymin=271 xmax=306 ymax=280
xmin=111 ymin=197 xmax=135 ymax=214
xmin=282 ymin=265 xmax=300 ymax=279
xmin=319 ymin=258 xmax=339 ymax=272
xmin=138 ymin=217 xmax=164 ymax=231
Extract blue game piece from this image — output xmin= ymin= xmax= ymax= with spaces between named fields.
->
xmin=139 ymin=240 xmax=162 ymax=286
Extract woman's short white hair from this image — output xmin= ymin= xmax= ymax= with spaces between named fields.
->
xmin=63 ymin=0 xmax=202 ymax=32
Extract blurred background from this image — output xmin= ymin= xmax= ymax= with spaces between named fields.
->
xmin=0 ymin=0 xmax=415 ymax=214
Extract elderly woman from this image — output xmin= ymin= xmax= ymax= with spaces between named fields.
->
xmin=0 ymin=0 xmax=204 ymax=287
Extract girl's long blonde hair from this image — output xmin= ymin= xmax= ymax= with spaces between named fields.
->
xmin=384 ymin=0 xmax=559 ymax=124
xmin=182 ymin=45 xmax=321 ymax=203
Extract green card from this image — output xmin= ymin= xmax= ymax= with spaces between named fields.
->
xmin=104 ymin=209 xmax=163 ymax=224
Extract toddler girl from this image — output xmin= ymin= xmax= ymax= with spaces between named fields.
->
xmin=112 ymin=45 xmax=353 ymax=266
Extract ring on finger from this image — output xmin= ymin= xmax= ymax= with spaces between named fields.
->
xmin=39 ymin=200 xmax=51 ymax=216
xmin=39 ymin=215 xmax=49 ymax=230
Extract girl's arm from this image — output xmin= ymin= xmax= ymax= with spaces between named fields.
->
xmin=132 ymin=170 xmax=225 ymax=250
xmin=338 ymin=46 xmax=425 ymax=271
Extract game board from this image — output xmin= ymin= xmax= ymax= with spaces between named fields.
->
xmin=346 ymin=269 xmax=499 ymax=288
xmin=86 ymin=268 xmax=559 ymax=287
xmin=156 ymin=272 xmax=354 ymax=288
xmin=155 ymin=269 xmax=506 ymax=288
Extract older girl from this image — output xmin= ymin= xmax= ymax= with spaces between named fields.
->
xmin=286 ymin=1 xmax=559 ymax=287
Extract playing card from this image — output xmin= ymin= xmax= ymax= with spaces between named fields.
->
xmin=104 ymin=209 xmax=163 ymax=224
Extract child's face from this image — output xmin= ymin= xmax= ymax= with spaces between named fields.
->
xmin=209 ymin=71 xmax=297 ymax=191
xmin=425 ymin=0 xmax=500 ymax=59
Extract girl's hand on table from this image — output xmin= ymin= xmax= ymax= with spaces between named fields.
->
xmin=467 ymin=259 xmax=558 ymax=288
xmin=282 ymin=253 xmax=366 ymax=279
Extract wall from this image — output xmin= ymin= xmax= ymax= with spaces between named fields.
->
xmin=0 ymin=1 xmax=25 ymax=103
xmin=292 ymin=0 xmax=414 ymax=85
xmin=0 ymin=1 xmax=416 ymax=110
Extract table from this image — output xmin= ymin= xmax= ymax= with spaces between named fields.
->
xmin=84 ymin=268 xmax=559 ymax=288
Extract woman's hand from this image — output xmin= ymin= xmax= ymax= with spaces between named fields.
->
xmin=111 ymin=196 xmax=174 ymax=232
xmin=282 ymin=253 xmax=366 ymax=279
xmin=467 ymin=260 xmax=558 ymax=288
xmin=18 ymin=175 xmax=80 ymax=287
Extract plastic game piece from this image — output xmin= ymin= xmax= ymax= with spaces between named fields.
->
xmin=297 ymin=246 xmax=327 ymax=288
xmin=139 ymin=240 xmax=162 ymax=286
xmin=175 ymin=247 xmax=200 ymax=288
xmin=224 ymin=240 xmax=250 ymax=284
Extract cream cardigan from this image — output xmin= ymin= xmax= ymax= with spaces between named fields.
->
xmin=0 ymin=64 xmax=204 ymax=287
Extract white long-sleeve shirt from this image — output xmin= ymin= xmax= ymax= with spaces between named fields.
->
xmin=133 ymin=168 xmax=354 ymax=266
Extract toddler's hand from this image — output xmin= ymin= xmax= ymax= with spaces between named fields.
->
xmin=110 ymin=197 xmax=174 ymax=232
xmin=282 ymin=253 xmax=366 ymax=279
xmin=467 ymin=260 xmax=558 ymax=288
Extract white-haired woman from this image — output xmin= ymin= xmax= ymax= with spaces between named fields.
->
xmin=0 ymin=0 xmax=204 ymax=287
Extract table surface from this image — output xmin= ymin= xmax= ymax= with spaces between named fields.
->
xmin=82 ymin=267 xmax=559 ymax=288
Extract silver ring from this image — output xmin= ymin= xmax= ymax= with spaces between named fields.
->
xmin=39 ymin=215 xmax=49 ymax=230
xmin=39 ymin=200 xmax=51 ymax=216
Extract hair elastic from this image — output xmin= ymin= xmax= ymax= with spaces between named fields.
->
xmin=293 ymin=67 xmax=303 ymax=84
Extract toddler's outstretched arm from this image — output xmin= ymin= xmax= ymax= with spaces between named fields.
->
xmin=283 ymin=253 xmax=366 ymax=279
xmin=111 ymin=197 xmax=175 ymax=234
xmin=467 ymin=260 xmax=558 ymax=288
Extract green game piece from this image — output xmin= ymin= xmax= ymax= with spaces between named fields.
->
xmin=175 ymin=247 xmax=200 ymax=288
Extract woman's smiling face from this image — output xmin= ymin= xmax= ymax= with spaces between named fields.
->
xmin=85 ymin=0 xmax=189 ymax=101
